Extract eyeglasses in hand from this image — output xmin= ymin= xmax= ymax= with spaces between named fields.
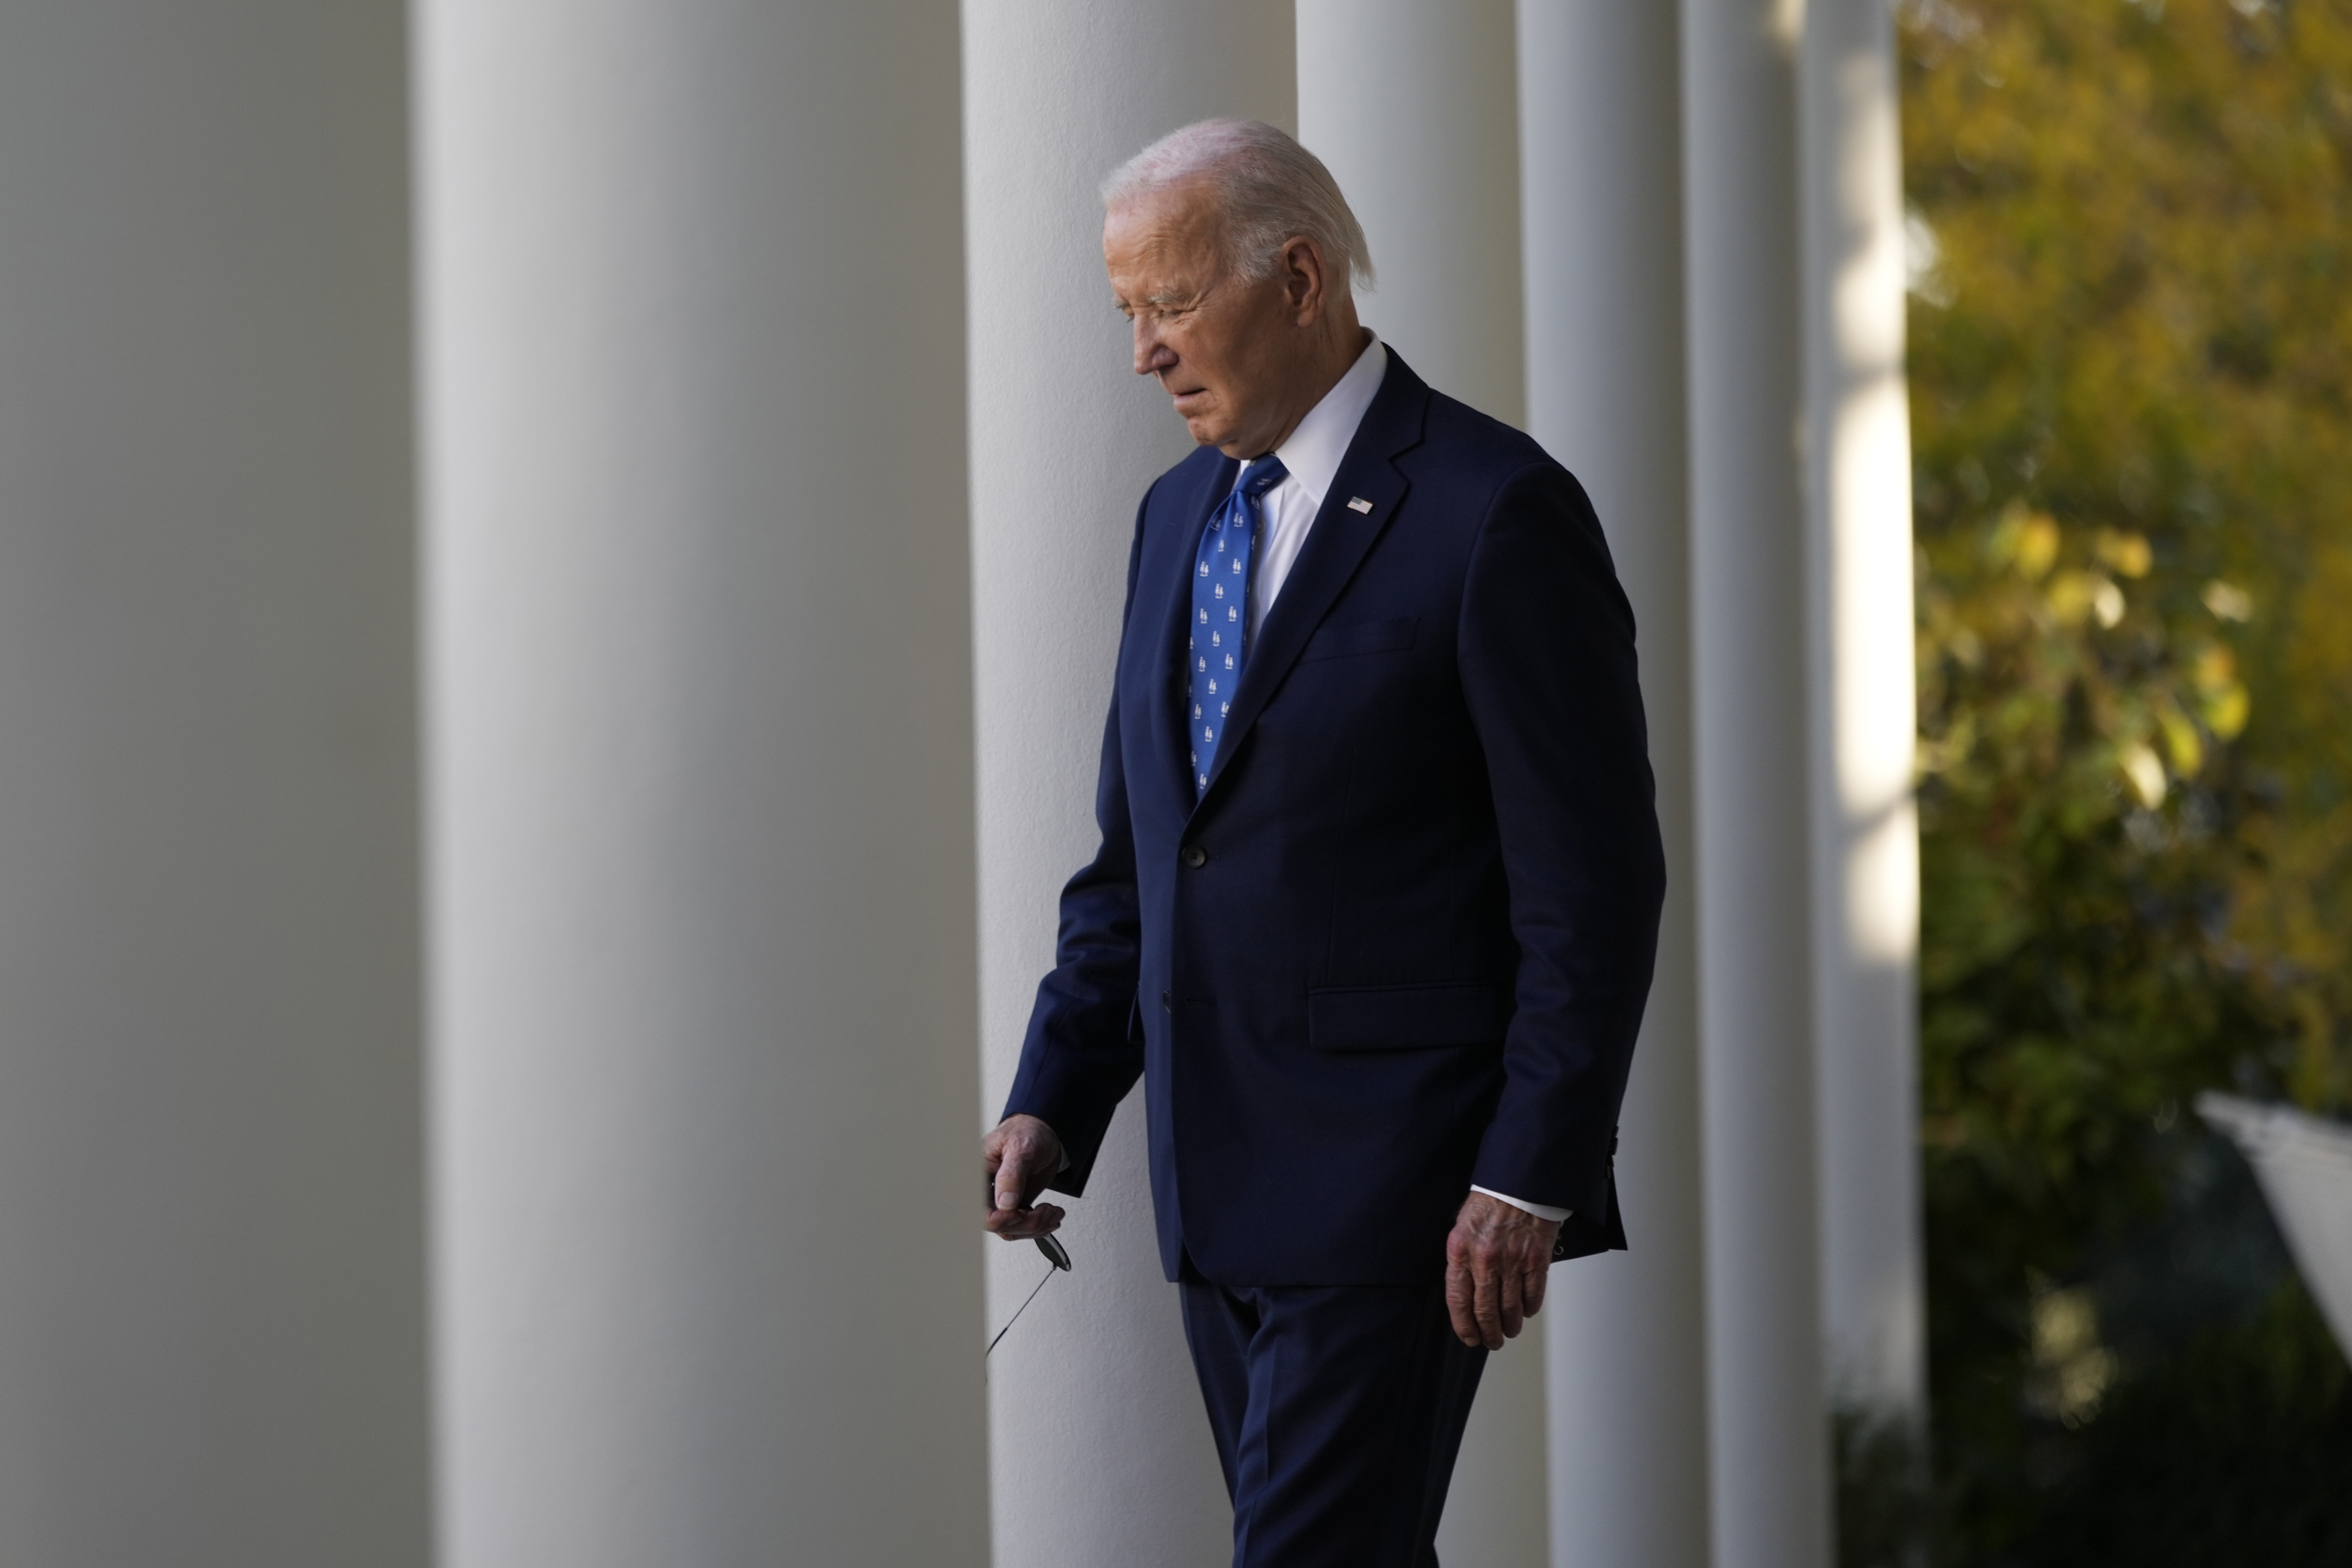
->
xmin=985 ymin=1181 xmax=1072 ymax=1357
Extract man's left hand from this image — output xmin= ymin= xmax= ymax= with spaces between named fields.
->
xmin=983 ymin=1113 xmax=1068 ymax=1241
xmin=1443 ymin=1191 xmax=1562 ymax=1350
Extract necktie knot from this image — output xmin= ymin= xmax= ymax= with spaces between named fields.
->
xmin=1238 ymin=456 xmax=1289 ymax=502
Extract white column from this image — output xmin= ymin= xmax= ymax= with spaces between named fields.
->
xmin=962 ymin=8 xmax=1293 ymax=1565
xmin=417 ymin=5 xmax=987 ymax=1565
xmin=0 ymin=5 xmax=426 ymax=1564
xmin=1683 ymin=0 xmax=1834 ymax=1564
xmin=1298 ymin=0 xmax=1528 ymax=427
xmin=1518 ymin=5 xmax=1712 ymax=1566
xmin=1298 ymin=8 xmax=1545 ymax=1562
xmin=1801 ymin=0 xmax=1926 ymax=1425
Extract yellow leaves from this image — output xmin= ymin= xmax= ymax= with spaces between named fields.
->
xmin=2095 ymin=528 xmax=2153 ymax=577
xmin=2202 ymin=684 xmax=2250 ymax=740
xmin=2201 ymin=579 xmax=2252 ymax=620
xmin=2115 ymin=689 xmax=2222 ymax=807
xmin=2191 ymin=641 xmax=2250 ymax=739
xmin=2028 ymin=1277 xmax=2119 ymax=1428
xmin=1989 ymin=503 xmax=2061 ymax=578
xmin=2157 ymin=700 xmax=2205 ymax=775
xmin=2093 ymin=579 xmax=2125 ymax=628
xmin=2044 ymin=570 xmax=2124 ymax=628
xmin=2043 ymin=570 xmax=2094 ymax=624
xmin=2120 ymin=741 xmax=2168 ymax=808
xmin=2113 ymin=693 xmax=2213 ymax=810
xmin=1928 ymin=500 xmax=2247 ymax=820
xmin=1984 ymin=508 xmax=2132 ymax=629
xmin=2041 ymin=571 xmax=2135 ymax=630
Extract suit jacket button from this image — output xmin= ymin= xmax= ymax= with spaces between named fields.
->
xmin=1181 ymin=845 xmax=1208 ymax=869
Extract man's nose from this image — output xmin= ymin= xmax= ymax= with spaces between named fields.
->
xmin=1133 ymin=319 xmax=1175 ymax=378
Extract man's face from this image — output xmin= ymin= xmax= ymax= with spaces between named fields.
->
xmin=1104 ymin=183 xmax=1300 ymax=457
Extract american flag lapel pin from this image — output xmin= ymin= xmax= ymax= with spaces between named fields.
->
xmin=1347 ymin=496 xmax=1373 ymax=514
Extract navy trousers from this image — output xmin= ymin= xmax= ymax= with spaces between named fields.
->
xmin=1178 ymin=1271 xmax=1488 ymax=1567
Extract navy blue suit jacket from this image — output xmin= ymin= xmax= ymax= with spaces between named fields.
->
xmin=1004 ymin=352 xmax=1666 ymax=1285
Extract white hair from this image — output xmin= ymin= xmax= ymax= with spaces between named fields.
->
xmin=1101 ymin=118 xmax=1375 ymax=292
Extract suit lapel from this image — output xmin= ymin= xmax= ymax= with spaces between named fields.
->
xmin=1193 ymin=356 xmax=1433 ymax=809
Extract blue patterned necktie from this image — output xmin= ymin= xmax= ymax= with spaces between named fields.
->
xmin=1187 ymin=456 xmax=1288 ymax=796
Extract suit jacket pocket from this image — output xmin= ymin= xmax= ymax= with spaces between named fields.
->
xmin=1308 ymin=982 xmax=1510 ymax=1051
xmin=1299 ymin=615 xmax=1419 ymax=664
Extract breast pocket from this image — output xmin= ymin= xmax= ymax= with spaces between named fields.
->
xmin=1299 ymin=616 xmax=1419 ymax=664
xmin=1308 ymin=982 xmax=1510 ymax=1051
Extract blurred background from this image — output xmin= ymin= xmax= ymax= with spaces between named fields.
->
xmin=1896 ymin=2 xmax=2352 ymax=1563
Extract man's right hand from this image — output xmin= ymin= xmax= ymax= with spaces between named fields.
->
xmin=983 ymin=1113 xmax=1067 ymax=1240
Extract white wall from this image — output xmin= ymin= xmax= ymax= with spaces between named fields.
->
xmin=417 ymin=3 xmax=988 ymax=1562
xmin=963 ymin=6 xmax=1295 ymax=1564
xmin=1519 ymin=3 xmax=1714 ymax=1564
xmin=0 ymin=5 xmax=428 ymax=1563
xmin=1801 ymin=0 xmax=1926 ymax=1425
xmin=1683 ymin=0 xmax=1835 ymax=1564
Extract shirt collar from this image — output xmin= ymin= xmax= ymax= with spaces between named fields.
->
xmin=1239 ymin=334 xmax=1387 ymax=508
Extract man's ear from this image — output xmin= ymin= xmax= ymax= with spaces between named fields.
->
xmin=1283 ymin=236 xmax=1327 ymax=324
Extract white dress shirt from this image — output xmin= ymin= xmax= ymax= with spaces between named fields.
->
xmin=1228 ymin=335 xmax=1572 ymax=1228
xmin=1239 ymin=334 xmax=1389 ymax=638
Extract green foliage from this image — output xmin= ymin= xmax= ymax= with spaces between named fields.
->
xmin=1900 ymin=0 xmax=2352 ymax=1558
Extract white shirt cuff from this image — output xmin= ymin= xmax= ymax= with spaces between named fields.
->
xmin=1472 ymin=1185 xmax=1571 ymax=1224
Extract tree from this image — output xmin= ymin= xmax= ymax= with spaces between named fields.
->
xmin=1900 ymin=0 xmax=2352 ymax=1557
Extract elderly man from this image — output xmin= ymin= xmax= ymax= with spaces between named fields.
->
xmin=982 ymin=119 xmax=1665 ymax=1566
